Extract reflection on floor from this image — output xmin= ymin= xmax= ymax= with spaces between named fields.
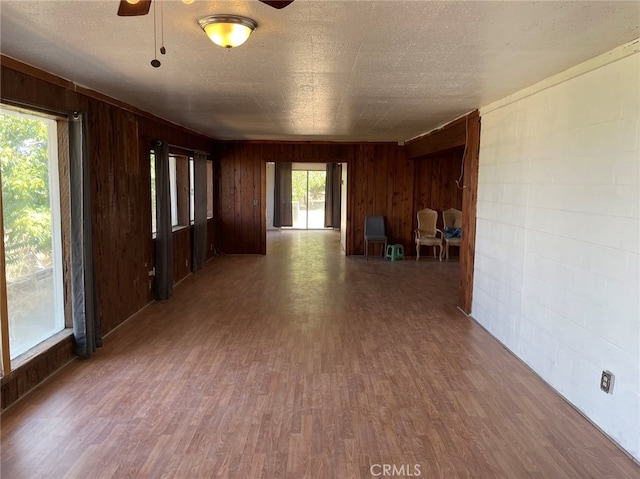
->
xmin=1 ymin=230 xmax=637 ymax=478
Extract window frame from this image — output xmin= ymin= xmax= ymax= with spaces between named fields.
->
xmin=0 ymin=105 xmax=68 ymax=373
xmin=169 ymin=153 xmax=191 ymax=231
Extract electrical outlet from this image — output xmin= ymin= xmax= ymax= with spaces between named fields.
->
xmin=600 ymin=370 xmax=614 ymax=394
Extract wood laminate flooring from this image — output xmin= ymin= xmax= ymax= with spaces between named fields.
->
xmin=1 ymin=230 xmax=638 ymax=478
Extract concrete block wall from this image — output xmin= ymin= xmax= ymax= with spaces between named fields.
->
xmin=473 ymin=42 xmax=640 ymax=459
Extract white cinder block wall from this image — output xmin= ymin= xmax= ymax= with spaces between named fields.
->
xmin=473 ymin=41 xmax=640 ymax=460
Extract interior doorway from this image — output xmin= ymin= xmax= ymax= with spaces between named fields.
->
xmin=265 ymin=161 xmax=347 ymax=253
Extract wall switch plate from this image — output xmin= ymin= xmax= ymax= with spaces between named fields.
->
xmin=600 ymin=370 xmax=614 ymax=394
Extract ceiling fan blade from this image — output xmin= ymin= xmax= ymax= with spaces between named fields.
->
xmin=117 ymin=0 xmax=152 ymax=16
xmin=259 ymin=1 xmax=295 ymax=9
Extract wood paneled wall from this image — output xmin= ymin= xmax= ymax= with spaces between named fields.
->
xmin=1 ymin=334 xmax=75 ymax=409
xmin=206 ymin=218 xmax=216 ymax=260
xmin=412 ymin=147 xmax=464 ymax=232
xmin=173 ymin=227 xmax=192 ymax=284
xmin=215 ymin=142 xmax=421 ymax=256
xmin=348 ymin=144 xmax=415 ymax=255
xmin=216 ymin=143 xmax=265 ymax=254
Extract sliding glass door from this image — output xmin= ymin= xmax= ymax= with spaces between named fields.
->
xmin=291 ymin=169 xmax=326 ymax=229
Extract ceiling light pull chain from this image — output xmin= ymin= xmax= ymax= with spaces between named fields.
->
xmin=160 ymin=0 xmax=166 ymax=55
xmin=151 ymin=0 xmax=161 ymax=67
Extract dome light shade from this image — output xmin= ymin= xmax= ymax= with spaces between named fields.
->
xmin=198 ymin=15 xmax=257 ymax=48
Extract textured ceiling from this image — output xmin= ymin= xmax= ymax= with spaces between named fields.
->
xmin=1 ymin=1 xmax=639 ymax=142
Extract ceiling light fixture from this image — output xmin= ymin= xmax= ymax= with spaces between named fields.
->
xmin=197 ymin=15 xmax=257 ymax=48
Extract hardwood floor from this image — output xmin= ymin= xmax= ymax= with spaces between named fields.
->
xmin=1 ymin=230 xmax=638 ymax=478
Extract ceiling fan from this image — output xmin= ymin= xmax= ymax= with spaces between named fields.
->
xmin=117 ymin=0 xmax=294 ymax=16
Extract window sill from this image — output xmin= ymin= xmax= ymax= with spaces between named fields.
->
xmin=172 ymin=225 xmax=191 ymax=233
xmin=4 ymin=328 xmax=74 ymax=377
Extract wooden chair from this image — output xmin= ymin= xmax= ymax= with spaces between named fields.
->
xmin=414 ymin=208 xmax=442 ymax=261
xmin=442 ymin=208 xmax=462 ymax=260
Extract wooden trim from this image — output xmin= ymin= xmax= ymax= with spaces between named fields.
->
xmin=0 ymin=55 xmax=74 ymax=91
xmin=459 ymin=111 xmax=481 ymax=313
xmin=216 ymin=139 xmax=397 ymax=147
xmin=405 ymin=111 xmax=478 ymax=159
xmin=0 ymin=179 xmax=10 ymax=376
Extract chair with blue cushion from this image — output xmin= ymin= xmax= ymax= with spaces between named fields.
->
xmin=364 ymin=215 xmax=387 ymax=260
xmin=442 ymin=208 xmax=462 ymax=260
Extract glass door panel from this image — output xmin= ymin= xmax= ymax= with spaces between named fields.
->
xmin=307 ymin=170 xmax=326 ymax=229
xmin=291 ymin=170 xmax=307 ymax=229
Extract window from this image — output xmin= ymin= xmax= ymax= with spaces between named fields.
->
xmin=169 ymin=155 xmax=178 ymax=227
xmin=169 ymin=154 xmax=190 ymax=229
xmin=150 ymin=152 xmax=193 ymax=234
xmin=0 ymin=106 xmax=65 ymax=361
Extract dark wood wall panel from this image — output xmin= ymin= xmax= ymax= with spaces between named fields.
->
xmin=348 ymin=144 xmax=415 ymax=255
xmin=173 ymin=228 xmax=192 ymax=284
xmin=1 ymin=334 xmax=75 ymax=410
xmin=405 ymin=115 xmax=468 ymax=159
xmin=413 ymin=147 xmax=464 ymax=231
xmin=206 ymin=219 xmax=216 ymax=260
xmin=216 ymin=143 xmax=264 ymax=254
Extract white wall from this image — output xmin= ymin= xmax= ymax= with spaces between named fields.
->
xmin=473 ymin=41 xmax=640 ymax=459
